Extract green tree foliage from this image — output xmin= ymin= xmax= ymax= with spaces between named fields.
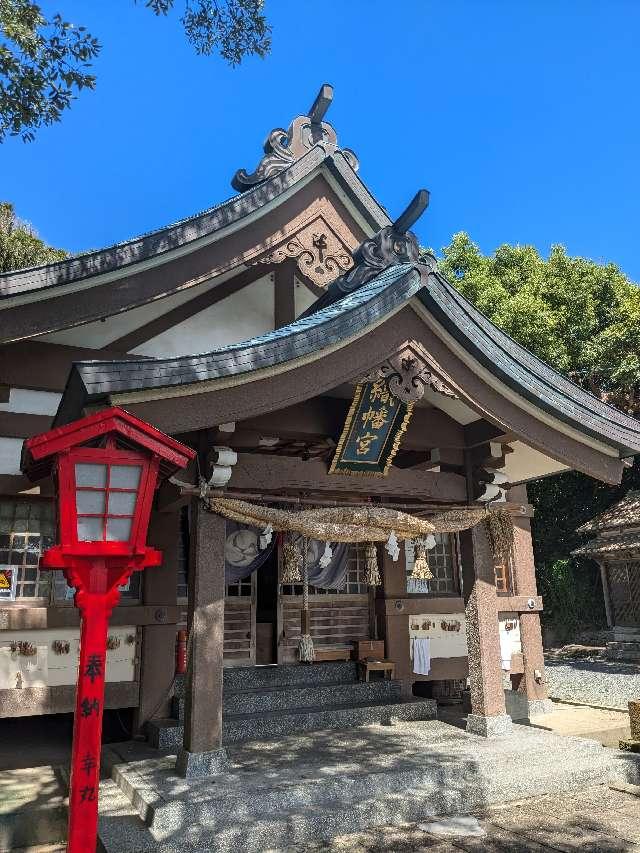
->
xmin=0 ymin=1 xmax=99 ymax=142
xmin=0 ymin=201 xmax=66 ymax=271
xmin=438 ymin=232 xmax=640 ymax=636
xmin=0 ymin=1 xmax=271 ymax=142
xmin=143 ymin=0 xmax=270 ymax=65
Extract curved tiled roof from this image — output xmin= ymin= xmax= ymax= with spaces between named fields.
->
xmin=56 ymin=261 xmax=640 ymax=459
xmin=0 ymin=147 xmax=389 ymax=301
xmin=418 ymin=272 xmax=640 ymax=456
xmin=55 ymin=264 xmax=422 ymax=424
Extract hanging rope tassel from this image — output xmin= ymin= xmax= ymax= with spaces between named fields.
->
xmin=298 ymin=536 xmax=315 ymax=663
xmin=281 ymin=535 xmax=302 ymax=584
xmin=364 ymin=542 xmax=381 ymax=586
xmin=411 ymin=538 xmax=434 ymax=580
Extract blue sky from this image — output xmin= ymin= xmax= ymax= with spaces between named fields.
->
xmin=2 ymin=1 xmax=640 ymax=280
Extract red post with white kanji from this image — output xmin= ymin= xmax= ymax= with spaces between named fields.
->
xmin=67 ymin=568 xmax=118 ymax=851
xmin=20 ymin=407 xmax=195 ymax=853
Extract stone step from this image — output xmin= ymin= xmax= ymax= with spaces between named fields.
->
xmin=607 ymin=641 xmax=640 ymax=652
xmin=101 ymin=724 xmax=617 ymax=853
xmin=221 ymin=661 xmax=361 ymax=693
xmin=0 ymin=766 xmax=68 ymax=852
xmin=605 ymin=645 xmax=640 ymax=662
xmin=148 ymin=697 xmax=437 ymax=749
xmin=173 ymin=678 xmax=401 ymax=719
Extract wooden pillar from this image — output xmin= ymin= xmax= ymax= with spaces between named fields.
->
xmin=598 ymin=561 xmax=614 ymax=628
xmin=380 ymin=547 xmax=413 ymax=697
xmin=175 ymin=499 xmax=228 ymax=777
xmin=509 ymin=487 xmax=553 ymax=716
xmin=134 ymin=508 xmax=180 ymax=733
xmin=274 ymin=261 xmax=297 ymax=328
xmin=460 ymin=525 xmax=512 ymax=737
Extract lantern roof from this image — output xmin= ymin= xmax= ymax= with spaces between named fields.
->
xmin=21 ymin=406 xmax=195 ymax=482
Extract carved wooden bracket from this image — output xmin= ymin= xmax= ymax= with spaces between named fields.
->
xmin=250 ymin=213 xmax=353 ymax=287
xmin=363 ymin=341 xmax=458 ymax=404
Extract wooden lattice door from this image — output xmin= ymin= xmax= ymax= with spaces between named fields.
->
xmin=606 ymin=561 xmax=640 ymax=627
xmin=224 ymin=573 xmax=256 ymax=666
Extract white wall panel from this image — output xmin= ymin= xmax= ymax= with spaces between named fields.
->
xmin=0 ymin=626 xmax=137 ymax=689
xmin=38 ymin=269 xmax=240 ymax=349
xmin=0 ymin=438 xmax=24 ymax=475
xmin=0 ymin=388 xmax=61 ymax=416
xmin=133 ymin=276 xmax=275 ymax=357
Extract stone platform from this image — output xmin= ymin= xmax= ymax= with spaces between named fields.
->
xmin=98 ymin=719 xmax=640 ymax=853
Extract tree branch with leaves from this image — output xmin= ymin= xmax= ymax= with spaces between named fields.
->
xmin=0 ymin=0 xmax=271 ymax=142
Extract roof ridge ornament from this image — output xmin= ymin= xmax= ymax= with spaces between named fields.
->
xmin=327 ymin=190 xmax=434 ymax=299
xmin=231 ymin=83 xmax=358 ymax=191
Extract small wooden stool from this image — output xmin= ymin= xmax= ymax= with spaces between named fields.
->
xmin=358 ymin=659 xmax=395 ymax=682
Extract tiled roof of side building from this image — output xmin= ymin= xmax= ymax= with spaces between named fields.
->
xmin=576 ymin=490 xmax=640 ymax=534
xmin=0 ymin=148 xmax=390 ymax=300
xmin=572 ymin=531 xmax=640 ymax=556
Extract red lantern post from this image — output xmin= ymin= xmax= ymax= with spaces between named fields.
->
xmin=21 ymin=408 xmax=195 ymax=853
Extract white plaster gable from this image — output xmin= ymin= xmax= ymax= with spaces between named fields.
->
xmin=294 ymin=277 xmax=319 ymax=317
xmin=0 ymin=437 xmax=24 ymax=475
xmin=503 ymin=440 xmax=569 ymax=484
xmin=132 ymin=275 xmax=275 ymax=358
xmin=37 ymin=270 xmax=241 ymax=350
xmin=419 ymin=386 xmax=480 ymax=426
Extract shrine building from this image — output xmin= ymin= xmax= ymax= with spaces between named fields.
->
xmin=1 ymin=84 xmax=639 ymax=775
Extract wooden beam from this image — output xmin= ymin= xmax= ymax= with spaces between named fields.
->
xmin=228 ymin=452 xmax=466 ymax=501
xmin=106 ymin=265 xmax=278 ymax=353
xmin=464 ymin=419 xmax=511 ymax=448
xmin=0 ymin=341 xmax=135 ymax=393
xmin=236 ymin=398 xmax=466 ymax=454
xmin=0 ymin=411 xmax=52 ymax=439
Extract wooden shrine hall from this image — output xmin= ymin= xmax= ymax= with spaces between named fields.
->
xmin=1 ymin=85 xmax=640 ymax=780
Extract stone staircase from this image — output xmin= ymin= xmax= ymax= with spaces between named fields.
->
xmin=147 ymin=661 xmax=437 ymax=748
xmin=606 ymin=640 xmax=640 ymax=662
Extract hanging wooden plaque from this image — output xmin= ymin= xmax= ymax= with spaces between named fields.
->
xmin=329 ymin=379 xmax=413 ymax=476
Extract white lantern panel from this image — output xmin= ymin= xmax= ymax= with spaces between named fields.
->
xmin=110 ymin=465 xmax=142 ymax=490
xmin=106 ymin=517 xmax=132 ymax=542
xmin=76 ymin=490 xmax=106 ymax=515
xmin=75 ymin=463 xmax=107 ymax=488
xmin=77 ymin=516 xmax=103 ymax=541
xmin=108 ymin=491 xmax=137 ymax=516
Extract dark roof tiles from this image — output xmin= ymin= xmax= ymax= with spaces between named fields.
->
xmin=572 ymin=531 xmax=640 ymax=556
xmin=56 ymin=261 xmax=640 ymax=460
xmin=0 ymin=148 xmax=388 ymax=300
xmin=577 ymin=490 xmax=640 ymax=533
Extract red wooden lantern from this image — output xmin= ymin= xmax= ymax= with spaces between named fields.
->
xmin=22 ymin=407 xmax=195 ymax=853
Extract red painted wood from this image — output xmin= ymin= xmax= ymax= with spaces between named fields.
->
xmin=20 ymin=406 xmax=194 ymax=853
xmin=67 ymin=562 xmax=120 ymax=853
xmin=22 ymin=406 xmax=195 ymax=482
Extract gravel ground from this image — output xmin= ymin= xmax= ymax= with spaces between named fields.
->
xmin=545 ymin=656 xmax=640 ymax=709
